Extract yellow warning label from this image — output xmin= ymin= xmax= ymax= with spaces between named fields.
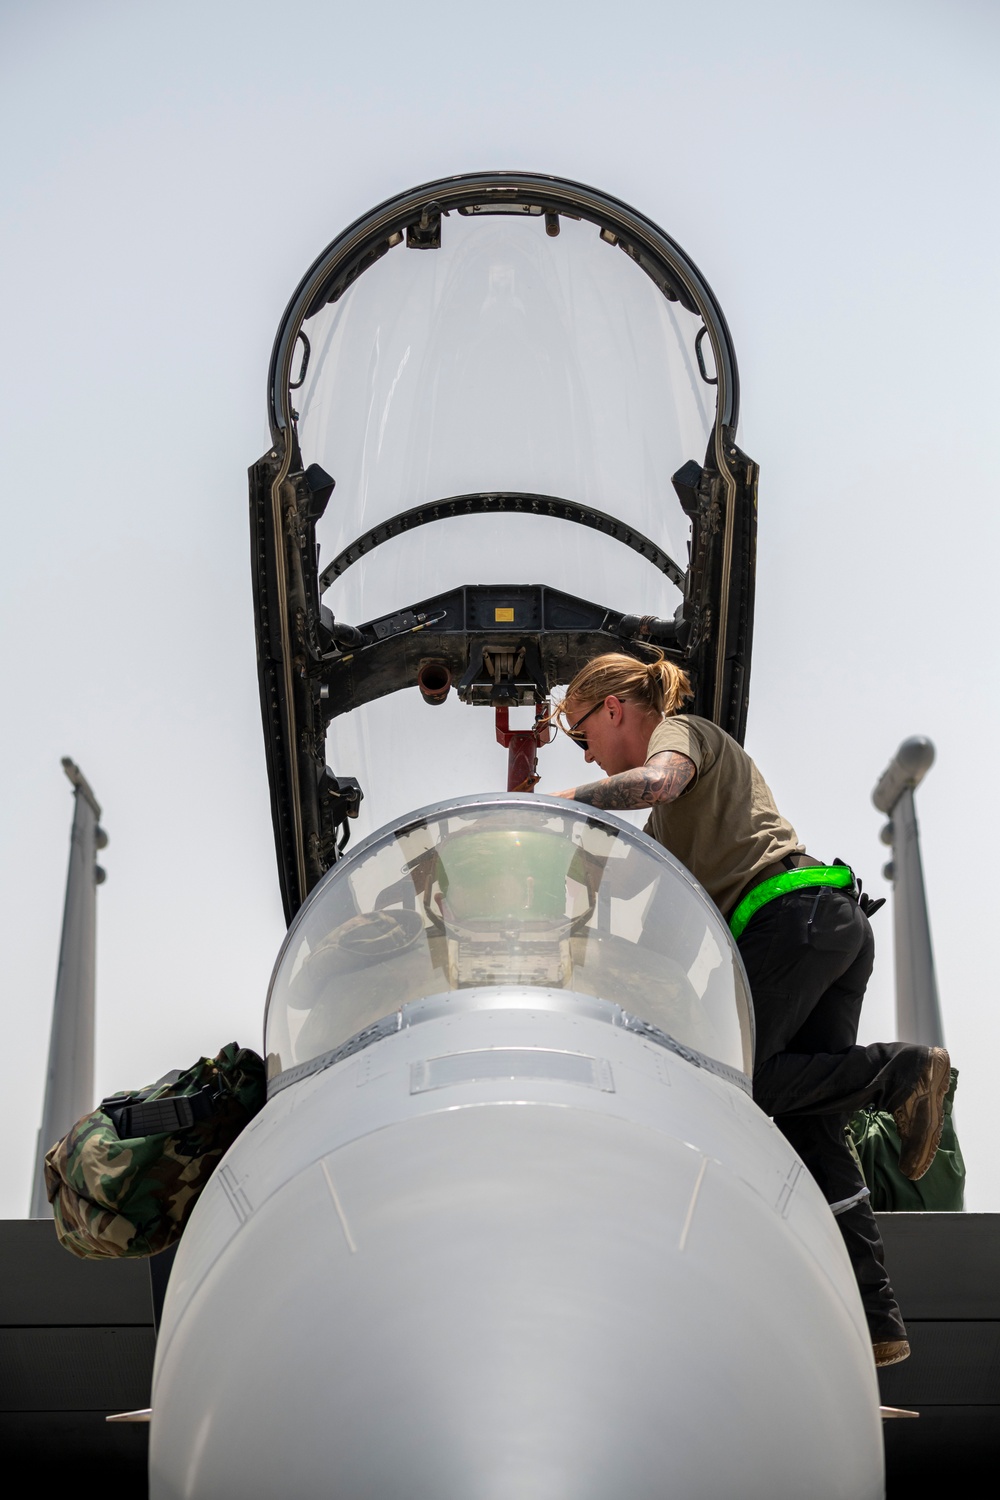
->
xmin=494 ymin=607 xmax=515 ymax=622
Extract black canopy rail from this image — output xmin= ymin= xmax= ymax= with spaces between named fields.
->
xmin=267 ymin=172 xmax=741 ymax=442
xmin=319 ymin=492 xmax=687 ymax=594
xmin=312 ymin=582 xmax=684 ymax=726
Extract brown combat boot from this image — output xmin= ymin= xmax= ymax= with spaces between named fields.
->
xmin=893 ymin=1047 xmax=951 ymax=1181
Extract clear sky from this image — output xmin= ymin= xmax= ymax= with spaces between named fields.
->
xmin=2 ymin=0 xmax=997 ymax=1215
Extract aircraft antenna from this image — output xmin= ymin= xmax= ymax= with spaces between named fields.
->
xmin=873 ymin=737 xmax=943 ymax=1046
xmin=29 ymin=760 xmax=108 ymax=1217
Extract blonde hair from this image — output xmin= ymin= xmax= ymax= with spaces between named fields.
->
xmin=556 ymin=651 xmax=692 ymax=732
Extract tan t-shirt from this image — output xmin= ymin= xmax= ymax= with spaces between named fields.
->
xmin=643 ymin=714 xmax=803 ymax=917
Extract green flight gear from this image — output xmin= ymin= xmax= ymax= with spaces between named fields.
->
xmin=849 ymin=1067 xmax=965 ymax=1212
xmin=43 ymin=1042 xmax=265 ymax=1260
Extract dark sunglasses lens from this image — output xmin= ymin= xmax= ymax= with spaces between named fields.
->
xmin=567 ymin=701 xmax=599 ymax=750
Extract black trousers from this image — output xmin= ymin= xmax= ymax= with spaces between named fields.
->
xmin=736 ymin=885 xmax=926 ymax=1343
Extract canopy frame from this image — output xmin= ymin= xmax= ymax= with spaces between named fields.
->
xmin=250 ymin=172 xmax=757 ymax=922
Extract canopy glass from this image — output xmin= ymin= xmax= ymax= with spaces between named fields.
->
xmin=265 ymin=799 xmax=753 ymax=1082
xmin=252 ymin=176 xmax=755 ymax=915
xmin=286 ymin=208 xmax=723 ymax=833
xmin=294 ymin=212 xmax=714 ymax=630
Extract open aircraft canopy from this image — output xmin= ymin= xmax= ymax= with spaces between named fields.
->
xmin=251 ymin=172 xmax=757 ymax=923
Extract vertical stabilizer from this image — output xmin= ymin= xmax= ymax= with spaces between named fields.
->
xmin=29 ymin=760 xmax=107 ymax=1217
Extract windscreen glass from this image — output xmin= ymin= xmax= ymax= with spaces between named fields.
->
xmin=265 ymin=801 xmax=752 ymax=1081
xmin=294 ymin=211 xmax=715 ymax=630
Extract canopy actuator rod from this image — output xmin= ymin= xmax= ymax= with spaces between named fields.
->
xmin=495 ymin=704 xmax=552 ymax=792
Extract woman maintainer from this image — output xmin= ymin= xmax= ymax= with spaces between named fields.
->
xmin=555 ymin=650 xmax=951 ymax=1368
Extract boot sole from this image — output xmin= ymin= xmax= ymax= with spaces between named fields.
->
xmin=874 ymin=1341 xmax=911 ymax=1368
xmin=895 ymin=1048 xmax=951 ymax=1181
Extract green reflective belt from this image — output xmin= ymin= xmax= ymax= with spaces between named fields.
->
xmin=729 ymin=865 xmax=855 ymax=941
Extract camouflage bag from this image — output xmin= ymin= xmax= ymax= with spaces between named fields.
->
xmin=43 ymin=1043 xmax=266 ymax=1259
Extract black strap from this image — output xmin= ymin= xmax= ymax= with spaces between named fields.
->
xmin=100 ymin=1083 xmax=224 ymax=1139
xmin=833 ymin=856 xmax=886 ymax=920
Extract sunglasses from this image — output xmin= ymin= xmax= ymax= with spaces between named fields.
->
xmin=566 ymin=701 xmax=603 ymax=752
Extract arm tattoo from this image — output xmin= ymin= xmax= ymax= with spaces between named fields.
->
xmin=568 ymin=752 xmax=696 ymax=811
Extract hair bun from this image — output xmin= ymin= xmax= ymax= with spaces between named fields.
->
xmin=559 ymin=650 xmax=692 ymax=730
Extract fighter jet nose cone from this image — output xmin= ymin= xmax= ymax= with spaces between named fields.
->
xmin=151 ymin=1095 xmax=881 ymax=1500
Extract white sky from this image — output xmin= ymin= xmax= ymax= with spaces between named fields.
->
xmin=1 ymin=0 xmax=998 ymax=1215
